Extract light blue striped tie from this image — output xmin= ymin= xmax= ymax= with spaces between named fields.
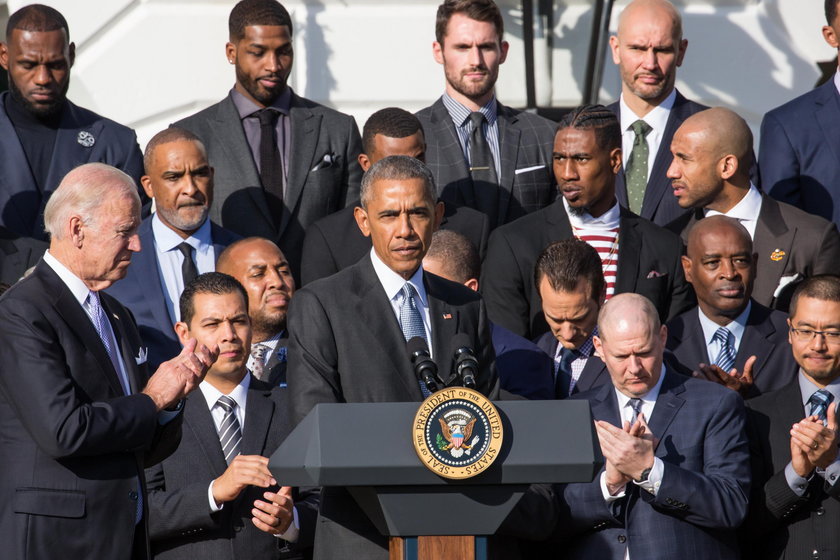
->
xmin=713 ymin=327 xmax=736 ymax=373
xmin=398 ymin=283 xmax=431 ymax=397
xmin=809 ymin=389 xmax=834 ymax=424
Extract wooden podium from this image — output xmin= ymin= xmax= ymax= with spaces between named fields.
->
xmin=269 ymin=400 xmax=602 ymax=560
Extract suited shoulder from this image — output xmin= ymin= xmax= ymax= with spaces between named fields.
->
xmin=425 ymin=270 xmax=483 ymax=306
xmin=498 ymin=104 xmax=556 ymax=134
xmin=626 ymin=211 xmax=684 ymax=249
xmin=290 ymin=93 xmax=357 ymax=125
xmin=763 ymin=81 xmax=829 ymax=124
xmin=172 ymin=98 xmax=227 ymax=130
xmin=489 ymin=203 xmax=554 ymax=245
xmin=772 ymin=196 xmax=837 ymax=233
xmin=63 ymin=100 xmax=138 ymax=141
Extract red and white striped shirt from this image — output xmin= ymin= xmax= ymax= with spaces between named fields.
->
xmin=565 ymin=200 xmax=621 ymax=298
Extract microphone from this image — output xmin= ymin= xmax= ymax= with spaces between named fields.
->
xmin=407 ymin=337 xmax=439 ymax=394
xmin=452 ymin=333 xmax=479 ymax=389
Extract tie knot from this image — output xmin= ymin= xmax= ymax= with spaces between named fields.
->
xmin=713 ymin=327 xmax=732 ymax=345
xmin=401 ymin=282 xmax=418 ymax=302
xmin=217 ymin=395 xmax=237 ymax=413
xmin=256 ymin=108 xmax=279 ymax=126
xmin=251 ymin=343 xmax=269 ymax=361
xmin=810 ymin=389 xmax=834 ymax=408
xmin=86 ymin=290 xmax=101 ymax=310
xmin=628 ymin=397 xmax=643 ymax=419
xmin=177 ymin=242 xmax=194 ymax=259
xmin=560 ymin=347 xmax=577 ymax=368
xmin=469 ymin=111 xmax=487 ymax=129
xmin=630 ymin=119 xmax=652 ymax=137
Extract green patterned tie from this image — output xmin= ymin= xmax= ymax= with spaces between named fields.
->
xmin=625 ymin=120 xmax=652 ymax=214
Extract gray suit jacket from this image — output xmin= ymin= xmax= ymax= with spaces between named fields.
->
xmin=416 ymin=97 xmax=556 ymax=228
xmin=667 ymin=194 xmax=840 ymax=311
xmin=174 ymin=90 xmax=362 ymax=283
xmin=286 ymin=255 xmax=499 ymax=559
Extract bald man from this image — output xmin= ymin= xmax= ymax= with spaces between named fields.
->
xmin=607 ymin=0 xmax=706 ymax=226
xmin=666 ymin=215 xmax=797 ymax=398
xmin=542 ymin=293 xmax=749 ymax=558
xmin=666 ymin=107 xmax=840 ymax=311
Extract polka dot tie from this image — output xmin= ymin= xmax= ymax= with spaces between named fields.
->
xmin=626 ymin=120 xmax=652 ymax=215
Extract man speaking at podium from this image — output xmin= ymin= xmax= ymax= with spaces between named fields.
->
xmin=287 ymin=155 xmax=499 ymax=559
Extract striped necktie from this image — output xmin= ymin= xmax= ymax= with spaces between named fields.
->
xmin=808 ymin=389 xmax=834 ymax=424
xmin=216 ymin=395 xmax=242 ymax=464
xmin=712 ymin=327 xmax=736 ymax=373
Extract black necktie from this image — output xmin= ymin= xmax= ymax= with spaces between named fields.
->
xmin=177 ymin=242 xmax=198 ymax=287
xmin=256 ymin=108 xmax=285 ymax=225
xmin=555 ymin=347 xmax=576 ymax=399
xmin=468 ymin=112 xmax=500 ymax=226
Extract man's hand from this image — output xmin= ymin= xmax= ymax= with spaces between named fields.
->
xmin=692 ymin=356 xmax=756 ymax=398
xmin=602 ymin=419 xmax=646 ymax=494
xmin=252 ymin=486 xmax=294 ymax=535
xmin=212 ymin=455 xmax=276 ymax=506
xmin=596 ymin=415 xmax=656 ymax=481
xmin=790 ymin=403 xmax=839 ymax=473
xmin=143 ymin=338 xmax=218 ymax=411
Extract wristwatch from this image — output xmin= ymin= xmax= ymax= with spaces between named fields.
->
xmin=635 ymin=467 xmax=652 ymax=483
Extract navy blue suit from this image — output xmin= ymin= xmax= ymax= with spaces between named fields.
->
xmin=0 ymin=92 xmax=143 ymax=240
xmin=106 ymin=217 xmax=240 ymax=371
xmin=609 ymin=91 xmax=707 ymax=227
xmin=557 ymin=371 xmax=750 ymax=559
xmin=491 ymin=323 xmax=554 ymax=400
xmin=533 ymin=331 xmax=611 ymax=398
xmin=760 ymin=79 xmax=840 ymax=225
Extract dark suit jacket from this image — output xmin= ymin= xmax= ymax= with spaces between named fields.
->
xmin=608 ymin=91 xmax=707 ymax=227
xmin=492 ymin=323 xmax=554 ymax=400
xmin=416 ymin=97 xmax=556 ymax=229
xmin=174 ymin=90 xmax=363 ymax=285
xmin=666 ymin=302 xmax=797 ymax=397
xmin=0 ymin=261 xmax=182 ymax=559
xmin=533 ymin=331 xmax=611 ymax=398
xmin=744 ymin=379 xmax=840 ymax=560
xmin=556 ymin=371 xmax=749 ymax=558
xmin=263 ymin=333 xmax=288 ymax=388
xmin=286 ymin=255 xmax=499 ymax=559
xmin=666 ymin=194 xmax=840 ymax=311
xmin=0 ymin=229 xmax=46 ymax=287
xmin=299 ymin=201 xmax=490 ymax=285
xmin=0 ymin=92 xmax=144 ymax=240
xmin=146 ymin=377 xmax=316 ymax=560
xmin=481 ymin=200 xmax=694 ymax=339
xmin=760 ymin=79 xmax=840 ymax=225
xmin=106 ymin=217 xmax=240 ymax=371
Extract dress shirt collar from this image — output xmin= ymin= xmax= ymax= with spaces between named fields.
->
xmin=441 ymin=92 xmax=498 ymax=128
xmin=614 ymin=364 xmax=667 ymax=414
xmin=255 ymin=330 xmax=285 ymax=352
xmin=43 ymin=250 xmax=93 ymax=306
xmin=152 ymin=212 xmax=213 ymax=253
xmin=199 ymin=372 xmax=251 ymax=413
xmin=555 ymin=326 xmax=598 ymax=360
xmin=697 ymin=300 xmax=751 ymax=348
xmin=798 ymin=370 xmax=840 ymax=408
xmin=619 ymin=88 xmax=675 ymax=132
xmin=369 ymin=248 xmax=428 ymax=308
xmin=230 ymin=86 xmax=292 ymax=120
xmin=704 ymin=183 xmax=763 ymax=224
xmin=563 ymin=197 xmax=621 ymax=228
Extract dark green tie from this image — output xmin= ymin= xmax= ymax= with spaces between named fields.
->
xmin=625 ymin=120 xmax=652 ymax=214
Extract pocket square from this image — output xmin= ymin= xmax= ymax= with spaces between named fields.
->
xmin=646 ymin=270 xmax=667 ymax=279
xmin=514 ymin=164 xmax=546 ymax=175
xmin=135 ymin=347 xmax=148 ymax=365
xmin=773 ymin=272 xmax=802 ymax=298
xmin=311 ymin=153 xmax=337 ymax=172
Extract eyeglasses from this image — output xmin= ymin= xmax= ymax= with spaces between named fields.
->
xmin=790 ymin=327 xmax=840 ymax=344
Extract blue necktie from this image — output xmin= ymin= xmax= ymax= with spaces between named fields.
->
xmin=809 ymin=389 xmax=834 ymax=424
xmin=628 ymin=398 xmax=644 ymax=422
xmin=398 ymin=283 xmax=431 ymax=397
xmin=555 ymin=347 xmax=576 ymax=399
xmin=712 ymin=327 xmax=736 ymax=373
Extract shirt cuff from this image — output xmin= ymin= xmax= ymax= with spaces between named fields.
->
xmin=785 ymin=462 xmax=810 ymax=496
xmin=208 ymin=480 xmax=223 ymax=512
xmin=274 ymin=506 xmax=300 ymax=542
xmin=632 ymin=457 xmax=664 ymax=496
xmin=817 ymin=459 xmax=840 ymax=486
xmin=158 ymin=400 xmax=184 ymax=425
xmin=599 ymin=471 xmax=627 ymax=502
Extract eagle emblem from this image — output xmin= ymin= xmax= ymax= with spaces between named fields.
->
xmin=437 ymin=409 xmax=479 ymax=458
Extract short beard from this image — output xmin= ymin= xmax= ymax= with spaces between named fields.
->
xmin=251 ymin=312 xmax=286 ymax=342
xmin=8 ymin=73 xmax=67 ymax=119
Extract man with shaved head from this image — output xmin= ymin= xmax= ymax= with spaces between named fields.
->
xmin=541 ymin=292 xmax=750 ymax=558
xmin=666 ymin=107 xmax=840 ymax=310
xmin=607 ymin=0 xmax=706 ymax=226
xmin=666 ymin=215 xmax=798 ymax=397
xmin=0 ymin=4 xmax=144 ymax=240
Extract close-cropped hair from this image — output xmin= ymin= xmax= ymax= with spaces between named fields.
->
xmin=229 ymin=0 xmax=293 ymax=41
xmin=426 ymin=230 xmax=480 ymax=283
xmin=789 ymin=275 xmax=840 ymax=317
xmin=556 ymin=104 xmax=621 ymax=152
xmin=6 ymin=4 xmax=69 ymax=40
xmin=144 ymin=128 xmax=205 ymax=174
xmin=180 ymin=272 xmax=249 ymax=326
xmin=362 ymin=108 xmax=423 ymax=155
xmin=435 ymin=0 xmax=504 ymax=45
xmin=359 ymin=155 xmax=436 ymax=209
xmin=534 ymin=239 xmax=605 ymax=303
xmin=827 ymin=0 xmax=839 ymax=26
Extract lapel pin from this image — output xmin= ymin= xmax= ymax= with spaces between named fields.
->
xmin=770 ymin=249 xmax=785 ymax=262
xmin=77 ymin=131 xmax=95 ymax=148
xmin=442 ymin=313 xmax=452 ymax=320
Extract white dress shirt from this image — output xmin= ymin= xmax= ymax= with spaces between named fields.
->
xmin=619 ymin=89 xmax=677 ymax=181
xmin=152 ymin=214 xmax=216 ymax=323
xmin=202 ymin=375 xmax=299 ymax=541
xmin=704 ymin=183 xmax=762 ymax=240
xmin=697 ymin=301 xmax=751 ymax=365
xmin=369 ymin=249 xmax=433 ymax=354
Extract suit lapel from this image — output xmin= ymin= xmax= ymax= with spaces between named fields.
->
xmin=43 ymin=102 xmax=94 ymax=196
xmin=283 ymin=94 xmax=322 ymax=238
xmin=428 ymin=277 xmax=459 ymax=384
xmin=676 ymin=309 xmax=712 ymax=367
xmin=640 ymin=94 xmax=686 ymax=220
xmin=137 ymin=220 xmax=177 ymax=333
xmin=815 ymin=81 xmax=840 ymax=171
xmin=184 ymin=391 xmax=229 ymax=474
xmin=590 ymin=382 xmax=622 ymax=427
xmin=241 ymin=383 xmax=275 ymax=456
xmin=574 ymin=356 xmax=608 ymax=394
xmin=753 ymin=196 xmax=793 ymax=297
xmin=0 ymin=93 xmax=40 ymax=235
xmin=496 ymin=106 xmax=520 ymax=226
xmin=649 ymin=370 xmax=686 ymax=452
xmin=429 ymin=99 xmax=474 ymax=207
xmin=737 ymin=303 xmax=774 ymax=376
xmin=101 ymin=296 xmax=142 ymax=394
xmin=615 ymin=209 xmax=641 ymax=294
